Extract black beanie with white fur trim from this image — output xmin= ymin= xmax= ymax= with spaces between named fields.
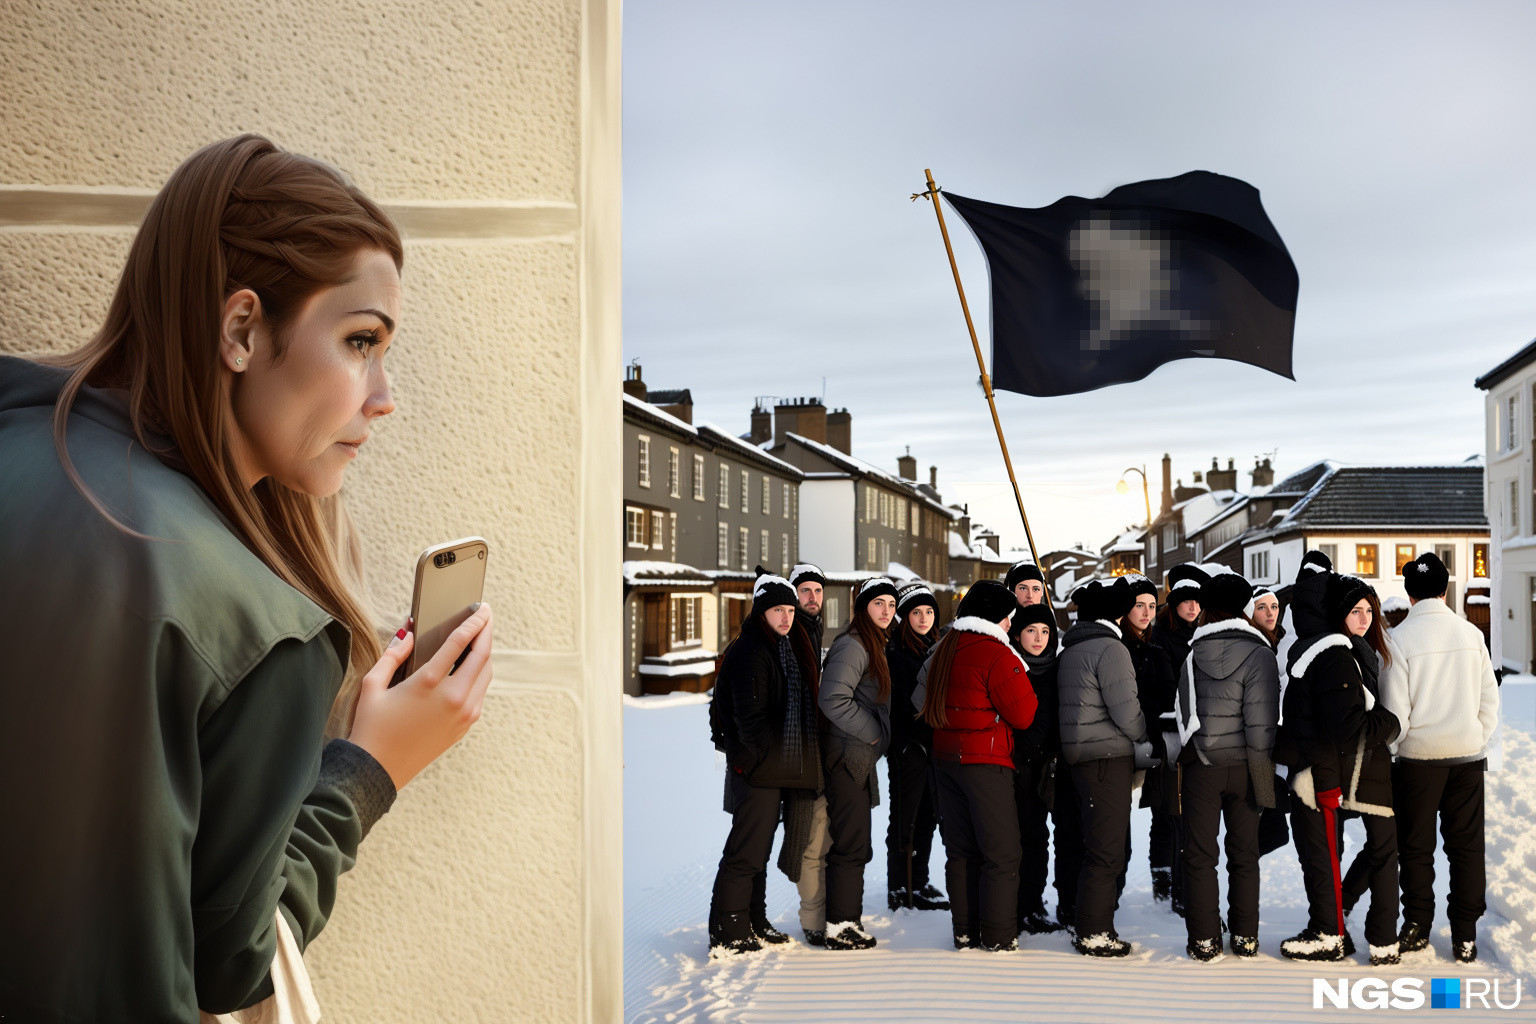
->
xmin=751 ymin=572 xmax=797 ymax=617
xmin=897 ymin=583 xmax=938 ymax=617
xmin=853 ymin=576 xmax=899 ymax=618
xmin=957 ymin=579 xmax=1017 ymax=623
xmin=790 ymin=562 xmax=827 ymax=589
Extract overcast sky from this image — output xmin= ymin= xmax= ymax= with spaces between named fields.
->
xmin=622 ymin=1 xmax=1536 ymax=557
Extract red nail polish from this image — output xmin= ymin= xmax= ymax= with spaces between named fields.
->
xmin=395 ymin=627 xmax=407 ymax=640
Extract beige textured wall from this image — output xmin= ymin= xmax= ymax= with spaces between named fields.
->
xmin=0 ymin=1 xmax=623 ymax=1021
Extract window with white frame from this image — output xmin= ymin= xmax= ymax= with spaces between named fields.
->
xmin=667 ymin=448 xmax=680 ymax=498
xmin=1249 ymin=550 xmax=1269 ymax=579
xmin=718 ymin=464 xmax=730 ymax=508
xmin=867 ymin=536 xmax=877 ymax=568
xmin=826 ymin=596 xmax=841 ymax=629
xmin=625 ymin=506 xmax=647 ymax=548
xmin=1501 ymin=392 xmax=1521 ymax=453
xmin=717 ymin=522 xmax=729 ymax=566
xmin=637 ymin=436 xmax=651 ymax=487
xmin=738 ymin=526 xmax=749 ymax=570
xmin=740 ymin=469 xmax=749 ymax=513
xmin=913 ymin=506 xmax=921 ymax=537
xmin=896 ymin=497 xmax=907 ymax=533
xmin=781 ymin=533 xmax=790 ymax=572
xmin=1317 ymin=543 xmax=1338 ymax=566
xmin=1193 ymin=538 xmax=1204 ymax=561
xmin=782 ymin=483 xmax=790 ymax=519
xmin=669 ymin=512 xmax=677 ymax=558
xmin=1512 ymin=479 xmax=1521 ymax=535
xmin=669 ymin=595 xmax=702 ymax=647
xmin=693 ymin=454 xmax=705 ymax=501
xmin=760 ymin=529 xmax=770 ymax=562
xmin=761 ymin=475 xmax=770 ymax=515
xmin=1162 ymin=524 xmax=1176 ymax=551
xmin=650 ymin=511 xmax=665 ymax=551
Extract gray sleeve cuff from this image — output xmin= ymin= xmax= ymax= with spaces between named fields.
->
xmin=318 ymin=739 xmax=397 ymax=839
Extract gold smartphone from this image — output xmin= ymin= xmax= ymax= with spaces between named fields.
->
xmin=391 ymin=536 xmax=489 ymax=686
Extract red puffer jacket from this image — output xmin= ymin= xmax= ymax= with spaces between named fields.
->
xmin=931 ymin=620 xmax=1039 ymax=767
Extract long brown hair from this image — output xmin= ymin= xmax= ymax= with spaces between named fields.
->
xmin=718 ymin=609 xmax=821 ymax=695
xmin=845 ymin=607 xmax=892 ymax=703
xmin=919 ymin=629 xmax=964 ymax=729
xmin=897 ymin=613 xmax=938 ymax=656
xmin=1349 ymin=590 xmax=1393 ymax=670
xmin=40 ymin=134 xmax=403 ymax=737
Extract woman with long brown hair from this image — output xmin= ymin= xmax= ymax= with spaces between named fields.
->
xmin=708 ymin=573 xmax=823 ymax=955
xmin=915 ymin=580 xmax=1037 ymax=951
xmin=1275 ymin=575 xmax=1402 ymax=965
xmin=884 ymin=583 xmax=948 ymax=913
xmin=815 ymin=576 xmax=898 ymax=949
xmin=0 ymin=136 xmax=494 ymax=1019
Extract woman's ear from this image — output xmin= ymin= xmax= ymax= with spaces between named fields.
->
xmin=219 ymin=288 xmax=263 ymax=372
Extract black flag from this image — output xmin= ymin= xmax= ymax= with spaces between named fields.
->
xmin=943 ymin=171 xmax=1298 ymax=398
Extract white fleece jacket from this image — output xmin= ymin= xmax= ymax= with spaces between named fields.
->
xmin=1380 ymin=598 xmax=1500 ymax=761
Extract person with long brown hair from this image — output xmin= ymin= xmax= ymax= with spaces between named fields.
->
xmin=1275 ymin=574 xmax=1402 ymax=964
xmin=0 ymin=136 xmax=494 ymax=1019
xmin=1122 ymin=574 xmax=1178 ymax=905
xmin=815 ymin=576 xmax=898 ymax=949
xmin=884 ymin=583 xmax=949 ymax=912
xmin=914 ymin=580 xmax=1038 ymax=951
xmin=708 ymin=573 xmax=823 ymax=956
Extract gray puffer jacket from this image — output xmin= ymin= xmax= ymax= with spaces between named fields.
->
xmin=1173 ymin=618 xmax=1281 ymax=806
xmin=818 ymin=631 xmax=892 ymax=780
xmin=1057 ymin=620 xmax=1149 ymax=764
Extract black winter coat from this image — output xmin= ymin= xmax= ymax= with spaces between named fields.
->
xmin=1013 ymin=646 xmax=1062 ymax=764
xmin=887 ymin=632 xmax=937 ymax=757
xmin=1151 ymin=612 xmax=1197 ymax=679
xmin=1126 ymin=624 xmax=1177 ymax=739
xmin=797 ymin=606 xmax=825 ymax=656
xmin=714 ymin=624 xmax=821 ymax=789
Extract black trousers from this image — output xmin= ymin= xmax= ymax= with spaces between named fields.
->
xmin=1014 ymin=759 xmax=1052 ymax=917
xmin=824 ymin=761 xmax=874 ymax=925
xmin=885 ymin=744 xmax=938 ymax=893
xmin=1291 ymin=799 xmax=1399 ymax=946
xmin=1069 ymin=755 xmax=1133 ymax=937
xmin=1179 ymin=762 xmax=1261 ymax=941
xmin=1052 ymin=762 xmax=1085 ymax=918
xmin=710 ymin=774 xmax=782 ymax=941
xmin=1394 ymin=759 xmax=1486 ymax=942
xmin=934 ymin=760 xmax=1022 ymax=947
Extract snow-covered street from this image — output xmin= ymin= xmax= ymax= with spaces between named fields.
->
xmin=624 ymin=684 xmax=1536 ymax=1023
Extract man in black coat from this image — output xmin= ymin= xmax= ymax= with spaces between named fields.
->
xmin=791 ymin=563 xmax=827 ymax=654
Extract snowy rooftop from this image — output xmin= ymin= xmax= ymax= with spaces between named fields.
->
xmin=775 ymin=432 xmax=960 ymax=520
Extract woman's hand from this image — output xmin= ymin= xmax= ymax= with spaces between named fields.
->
xmin=348 ymin=603 xmax=495 ymax=789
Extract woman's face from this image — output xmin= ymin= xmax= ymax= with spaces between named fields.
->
xmin=1251 ymin=595 xmax=1280 ymax=632
xmin=907 ymin=605 xmax=935 ymax=634
xmin=867 ymin=595 xmax=896 ymax=630
xmin=1126 ymin=594 xmax=1156 ymax=631
xmin=1345 ymin=599 xmax=1373 ymax=637
xmin=223 ymin=249 xmax=401 ymax=495
xmin=763 ymin=604 xmax=796 ymax=635
xmin=1019 ymin=623 xmax=1052 ymax=656
xmin=1176 ymin=598 xmax=1202 ymax=624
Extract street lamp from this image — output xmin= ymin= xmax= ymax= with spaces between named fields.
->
xmin=1118 ymin=466 xmax=1152 ymax=527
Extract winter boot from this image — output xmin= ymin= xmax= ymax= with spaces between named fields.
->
xmin=1342 ymin=931 xmax=1356 ymax=958
xmin=1055 ymin=905 xmax=1076 ymax=932
xmin=1280 ymin=929 xmax=1346 ymax=962
xmin=1397 ymin=920 xmax=1430 ymax=953
xmin=709 ymin=913 xmax=762 ymax=958
xmin=751 ymin=920 xmax=791 ymax=945
xmin=1073 ymin=931 xmax=1132 ymax=957
xmin=1231 ymin=935 xmax=1259 ymax=958
xmin=1019 ymin=908 xmax=1065 ymax=934
xmin=1151 ymin=867 xmax=1173 ymax=903
xmin=980 ymin=936 xmax=1019 ymax=953
xmin=887 ymin=887 xmax=911 ymax=911
xmin=802 ymin=928 xmax=826 ymax=947
xmin=1455 ymin=939 xmax=1478 ymax=964
xmin=953 ymin=933 xmax=977 ymax=950
xmin=824 ymin=920 xmax=877 ymax=950
xmin=914 ymin=883 xmax=951 ymax=910
xmin=1369 ymin=941 xmax=1401 ymax=966
xmin=1187 ymin=937 xmax=1224 ymax=962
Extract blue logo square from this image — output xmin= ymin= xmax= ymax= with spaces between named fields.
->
xmin=1431 ymin=978 xmax=1461 ymax=1009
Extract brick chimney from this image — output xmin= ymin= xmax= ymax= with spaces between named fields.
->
xmin=897 ymin=446 xmax=917 ymax=480
xmin=827 ymin=407 xmax=851 ymax=454
xmin=1207 ymin=457 xmax=1238 ymax=493
xmin=623 ymin=362 xmax=646 ymax=402
xmin=1160 ymin=453 xmax=1173 ymax=516
xmin=929 ymin=465 xmax=938 ymax=489
xmin=749 ymin=403 xmax=772 ymax=445
xmin=954 ymin=504 xmax=971 ymax=544
xmin=1251 ymin=457 xmax=1274 ymax=489
xmin=648 ymin=388 xmax=693 ymax=424
xmin=774 ymin=397 xmax=827 ymax=447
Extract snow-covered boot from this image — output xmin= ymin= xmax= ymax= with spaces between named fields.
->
xmin=1187 ymin=937 xmax=1224 ymax=962
xmin=751 ymin=920 xmax=791 ymax=945
xmin=1398 ymin=920 xmax=1430 ymax=953
xmin=824 ymin=920 xmax=877 ymax=950
xmin=1151 ymin=867 xmax=1173 ymax=903
xmin=1280 ymin=929 xmax=1345 ymax=961
xmin=981 ymin=936 xmax=1019 ymax=953
xmin=709 ymin=913 xmax=762 ymax=957
xmin=1020 ymin=906 xmax=1064 ymax=934
xmin=1073 ymin=931 xmax=1132 ymax=957
xmin=802 ymin=928 xmax=826 ymax=947
xmin=1231 ymin=934 xmax=1259 ymax=958
xmin=914 ymin=883 xmax=951 ymax=910
xmin=953 ymin=933 xmax=977 ymax=950
xmin=1455 ymin=939 xmax=1478 ymax=964
xmin=1370 ymin=941 xmax=1400 ymax=966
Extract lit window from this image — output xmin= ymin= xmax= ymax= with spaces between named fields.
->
xmin=625 ymin=506 xmax=647 ymax=548
xmin=1473 ymin=543 xmax=1488 ymax=578
xmin=668 ymin=448 xmax=680 ymax=498
xmin=1356 ymin=544 xmax=1378 ymax=578
xmin=637 ymin=436 xmax=651 ymax=487
xmin=693 ymin=454 xmax=705 ymax=501
xmin=1395 ymin=544 xmax=1415 ymax=576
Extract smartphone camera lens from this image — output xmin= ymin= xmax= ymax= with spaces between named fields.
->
xmin=478 ymin=550 xmax=485 ymax=559
xmin=434 ymin=551 xmax=457 ymax=568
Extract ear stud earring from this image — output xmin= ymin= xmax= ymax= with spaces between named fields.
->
xmin=235 ymin=357 xmax=243 ymax=365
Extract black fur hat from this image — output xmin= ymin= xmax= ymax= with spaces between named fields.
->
xmin=1297 ymin=549 xmax=1333 ymax=584
xmin=957 ymin=579 xmax=1017 ymax=623
xmin=1201 ymin=572 xmax=1255 ymax=617
xmin=1004 ymin=560 xmax=1046 ymax=592
xmin=1122 ymin=573 xmax=1158 ymax=603
xmin=1165 ymin=564 xmax=1210 ymax=609
xmin=1073 ymin=577 xmax=1135 ymax=622
xmin=1403 ymin=553 xmax=1450 ymax=600
xmin=1323 ymin=574 xmax=1375 ymax=630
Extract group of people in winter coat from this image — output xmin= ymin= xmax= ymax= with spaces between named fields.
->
xmin=707 ymin=547 xmax=1500 ymax=966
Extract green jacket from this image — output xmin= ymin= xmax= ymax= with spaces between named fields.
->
xmin=0 ymin=356 xmax=396 ymax=1021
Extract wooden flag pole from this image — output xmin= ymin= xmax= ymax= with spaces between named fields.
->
xmin=916 ymin=168 xmax=1050 ymax=604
